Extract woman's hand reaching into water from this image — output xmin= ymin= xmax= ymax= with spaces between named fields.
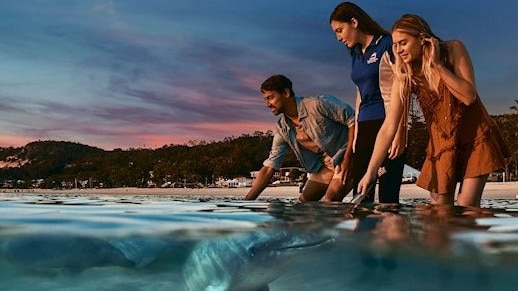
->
xmin=357 ymin=171 xmax=378 ymax=196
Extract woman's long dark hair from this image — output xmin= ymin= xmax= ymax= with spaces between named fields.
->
xmin=329 ymin=2 xmax=389 ymax=36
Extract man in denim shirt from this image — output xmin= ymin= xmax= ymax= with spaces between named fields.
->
xmin=245 ymin=75 xmax=355 ymax=201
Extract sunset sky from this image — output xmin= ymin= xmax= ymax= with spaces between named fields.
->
xmin=1 ymin=0 xmax=517 ymax=150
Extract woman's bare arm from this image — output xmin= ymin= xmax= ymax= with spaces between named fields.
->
xmin=357 ymin=80 xmax=405 ymax=194
xmin=429 ymin=39 xmax=477 ymax=105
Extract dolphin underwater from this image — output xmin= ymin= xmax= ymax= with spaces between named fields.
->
xmin=4 ymin=233 xmax=135 ymax=274
xmin=182 ymin=228 xmax=334 ymax=291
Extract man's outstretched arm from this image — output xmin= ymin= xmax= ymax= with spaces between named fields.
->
xmin=244 ymin=166 xmax=276 ymax=200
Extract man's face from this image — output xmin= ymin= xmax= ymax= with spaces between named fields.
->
xmin=262 ymin=89 xmax=287 ymax=116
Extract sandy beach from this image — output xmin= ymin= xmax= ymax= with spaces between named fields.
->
xmin=2 ymin=181 xmax=517 ymax=200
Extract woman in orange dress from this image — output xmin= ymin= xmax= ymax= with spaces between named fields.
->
xmin=357 ymin=14 xmax=507 ymax=207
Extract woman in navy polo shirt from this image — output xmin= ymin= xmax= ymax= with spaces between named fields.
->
xmin=329 ymin=2 xmax=406 ymax=203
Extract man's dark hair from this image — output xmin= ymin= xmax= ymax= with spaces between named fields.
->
xmin=260 ymin=75 xmax=295 ymax=97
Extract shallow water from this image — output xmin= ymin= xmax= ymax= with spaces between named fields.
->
xmin=0 ymin=193 xmax=517 ymax=291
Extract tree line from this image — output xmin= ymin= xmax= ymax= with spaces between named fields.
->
xmin=1 ymin=100 xmax=517 ymax=189
xmin=0 ymin=132 xmax=297 ymax=189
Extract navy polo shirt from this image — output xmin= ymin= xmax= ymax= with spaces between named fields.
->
xmin=350 ymin=35 xmax=393 ymax=122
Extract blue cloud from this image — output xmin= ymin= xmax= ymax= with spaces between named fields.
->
xmin=0 ymin=0 xmax=517 ymax=149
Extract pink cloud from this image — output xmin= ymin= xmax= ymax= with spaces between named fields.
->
xmin=110 ymin=120 xmax=275 ymax=149
xmin=0 ymin=134 xmax=33 ymax=148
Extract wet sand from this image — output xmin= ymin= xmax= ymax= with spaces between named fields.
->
xmin=1 ymin=182 xmax=517 ymax=200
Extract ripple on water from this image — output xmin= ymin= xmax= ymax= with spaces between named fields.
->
xmin=0 ymin=194 xmax=517 ymax=290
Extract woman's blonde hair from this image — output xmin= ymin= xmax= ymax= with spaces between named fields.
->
xmin=391 ymin=14 xmax=443 ymax=101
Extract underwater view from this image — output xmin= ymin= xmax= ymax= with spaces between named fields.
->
xmin=0 ymin=193 xmax=517 ymax=290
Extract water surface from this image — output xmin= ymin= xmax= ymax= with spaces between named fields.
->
xmin=0 ymin=193 xmax=517 ymax=290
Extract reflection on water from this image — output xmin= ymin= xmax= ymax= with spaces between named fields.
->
xmin=0 ymin=193 xmax=517 ymax=290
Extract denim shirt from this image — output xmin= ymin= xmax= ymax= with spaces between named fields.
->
xmin=263 ymin=94 xmax=355 ymax=173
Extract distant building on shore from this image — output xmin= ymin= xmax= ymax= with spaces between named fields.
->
xmin=250 ymin=167 xmax=306 ymax=185
xmin=216 ymin=176 xmax=252 ymax=188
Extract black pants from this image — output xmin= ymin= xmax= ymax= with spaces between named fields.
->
xmin=351 ymin=119 xmax=406 ymax=203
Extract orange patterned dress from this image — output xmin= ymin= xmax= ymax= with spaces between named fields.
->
xmin=412 ymin=76 xmax=507 ymax=195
